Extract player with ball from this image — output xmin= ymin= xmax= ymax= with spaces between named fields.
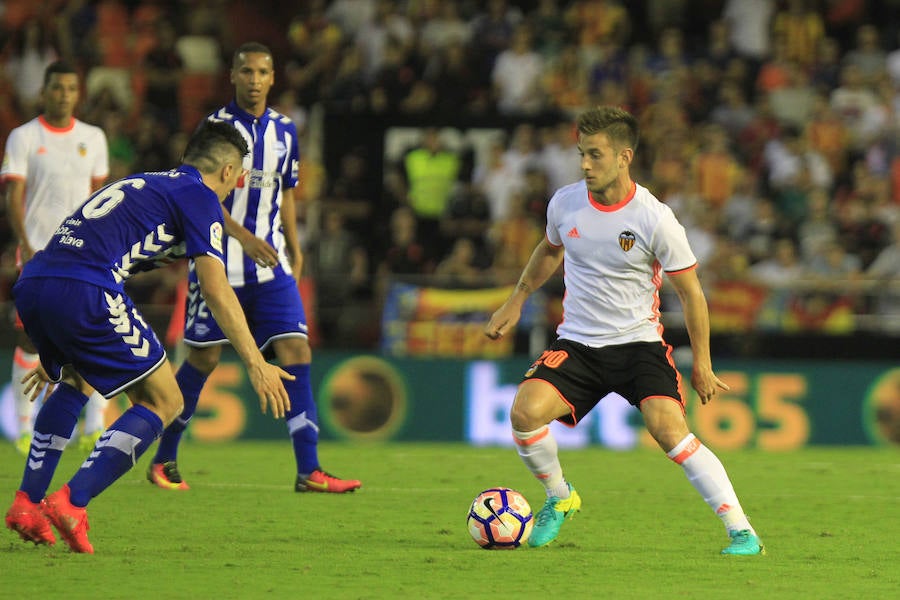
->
xmin=485 ymin=106 xmax=763 ymax=555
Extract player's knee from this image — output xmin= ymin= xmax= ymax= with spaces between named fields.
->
xmin=509 ymin=399 xmax=546 ymax=432
xmin=187 ymin=347 xmax=221 ymax=375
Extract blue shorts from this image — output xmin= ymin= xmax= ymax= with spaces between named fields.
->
xmin=183 ymin=275 xmax=307 ymax=350
xmin=13 ymin=277 xmax=167 ymax=398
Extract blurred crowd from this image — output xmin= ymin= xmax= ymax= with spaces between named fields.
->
xmin=1 ymin=0 xmax=900 ymax=348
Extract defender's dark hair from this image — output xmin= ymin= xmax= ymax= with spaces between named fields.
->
xmin=576 ymin=106 xmax=639 ymax=152
xmin=182 ymin=121 xmax=249 ymax=173
xmin=232 ymin=41 xmax=273 ymax=67
xmin=43 ymin=60 xmax=78 ymax=87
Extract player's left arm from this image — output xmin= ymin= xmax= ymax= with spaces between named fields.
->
xmin=279 ymin=185 xmax=303 ymax=275
xmin=667 ymin=268 xmax=730 ymax=405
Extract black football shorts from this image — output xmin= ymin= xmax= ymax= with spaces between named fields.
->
xmin=521 ymin=338 xmax=683 ymax=426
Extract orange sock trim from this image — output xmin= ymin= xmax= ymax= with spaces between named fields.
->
xmin=513 ymin=426 xmax=550 ymax=447
xmin=13 ymin=347 xmax=39 ymax=369
xmin=670 ymin=436 xmax=702 ymax=464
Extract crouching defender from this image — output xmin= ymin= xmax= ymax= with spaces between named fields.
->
xmin=4 ymin=121 xmax=293 ymax=553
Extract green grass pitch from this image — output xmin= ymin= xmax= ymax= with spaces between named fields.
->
xmin=2 ymin=440 xmax=898 ymax=599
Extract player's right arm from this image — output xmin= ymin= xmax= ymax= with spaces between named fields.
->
xmin=4 ymin=178 xmax=34 ymax=262
xmin=192 ymin=254 xmax=294 ymax=417
xmin=485 ymin=238 xmax=564 ymax=340
xmin=221 ymin=208 xmax=279 ymax=268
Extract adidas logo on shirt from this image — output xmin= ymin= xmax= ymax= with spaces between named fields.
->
xmin=567 ymin=227 xmax=580 ymax=238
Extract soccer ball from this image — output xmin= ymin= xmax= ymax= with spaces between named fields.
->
xmin=466 ymin=487 xmax=533 ymax=549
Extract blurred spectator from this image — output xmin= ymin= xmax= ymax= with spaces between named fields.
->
xmin=565 ymin=0 xmax=631 ymax=49
xmin=502 ymin=123 xmax=542 ymax=180
xmin=805 ymin=93 xmax=851 ymax=180
xmin=491 ymin=25 xmax=544 ymax=117
xmin=101 ymin=108 xmax=135 ymax=180
xmin=402 ymin=128 xmax=461 ymax=257
xmin=469 ymin=0 xmax=522 ymax=86
xmin=755 ymin=35 xmax=794 ymax=95
xmin=721 ymin=0 xmax=775 ymax=73
xmin=705 ymin=19 xmax=737 ymax=72
xmin=4 ymin=18 xmax=59 ymax=117
xmin=722 ymin=170 xmax=763 ymax=242
xmin=355 ymin=0 xmax=414 ymax=85
xmin=857 ymin=77 xmax=900 ymax=152
xmin=768 ymin=61 xmax=817 ymax=129
xmin=141 ymin=18 xmax=184 ymax=132
xmin=842 ymin=23 xmax=888 ymax=85
xmin=487 ymin=190 xmax=543 ymax=284
xmin=807 ymin=239 xmax=862 ymax=280
xmin=323 ymin=45 xmax=369 ymax=113
xmin=538 ymin=122 xmax=582 ymax=193
xmin=424 ymin=44 xmax=487 ymax=118
xmin=325 ymin=0 xmax=376 ymax=39
xmin=830 ymin=63 xmax=880 ymax=152
xmin=646 ymin=26 xmax=689 ymax=86
xmin=174 ymin=6 xmax=226 ymax=74
xmin=131 ymin=112 xmax=172 ymax=172
xmin=433 ymin=237 xmax=486 ymax=288
xmin=541 ymin=43 xmax=590 ymax=120
xmin=750 ymin=238 xmax=806 ymax=288
xmin=763 ymin=126 xmax=833 ymax=224
xmin=797 ymin=187 xmax=839 ymax=260
xmin=474 ymin=137 xmax=521 ymax=222
xmin=709 ymin=80 xmax=756 ymax=139
xmin=810 ymin=36 xmax=844 ymax=93
xmin=368 ymin=37 xmax=419 ymax=115
xmin=419 ymin=0 xmax=470 ymax=54
xmin=526 ymin=0 xmax=569 ymax=61
xmin=377 ymin=205 xmax=432 ymax=280
xmin=309 ymin=208 xmax=369 ymax=345
xmin=442 ymin=180 xmax=491 ymax=252
xmin=834 ymin=191 xmax=891 ymax=270
xmin=743 ymin=197 xmax=793 ymax=263
xmin=284 ymin=3 xmax=344 ymax=108
xmin=691 ymin=123 xmax=742 ymax=209
xmin=771 ymin=0 xmax=825 ymax=68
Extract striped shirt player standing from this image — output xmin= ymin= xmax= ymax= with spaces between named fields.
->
xmin=148 ymin=42 xmax=361 ymax=493
xmin=484 ymin=106 xmax=764 ymax=555
xmin=0 ymin=61 xmax=111 ymax=456
xmin=4 ymin=121 xmax=293 ymax=553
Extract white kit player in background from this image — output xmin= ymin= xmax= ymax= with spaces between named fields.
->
xmin=1 ymin=61 xmax=110 ymax=454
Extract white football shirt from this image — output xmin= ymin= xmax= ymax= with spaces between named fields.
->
xmin=546 ymin=180 xmax=697 ymax=348
xmin=1 ymin=115 xmax=109 ymax=251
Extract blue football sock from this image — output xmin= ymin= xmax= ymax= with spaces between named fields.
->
xmin=153 ymin=361 xmax=208 ymax=463
xmin=68 ymin=404 xmax=163 ymax=507
xmin=20 ymin=383 xmax=88 ymax=503
xmin=284 ymin=364 xmax=320 ymax=475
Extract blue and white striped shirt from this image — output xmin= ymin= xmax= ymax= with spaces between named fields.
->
xmin=196 ymin=100 xmax=300 ymax=288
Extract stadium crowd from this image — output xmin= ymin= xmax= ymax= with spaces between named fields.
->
xmin=1 ymin=0 xmax=900 ymax=349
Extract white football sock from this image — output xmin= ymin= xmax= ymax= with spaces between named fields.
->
xmin=83 ymin=391 xmax=110 ymax=434
xmin=12 ymin=347 xmax=40 ymax=435
xmin=513 ymin=426 xmax=569 ymax=498
xmin=667 ymin=433 xmax=754 ymax=534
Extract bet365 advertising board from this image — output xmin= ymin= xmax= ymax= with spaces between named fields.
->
xmin=1 ymin=350 xmax=897 ymax=448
